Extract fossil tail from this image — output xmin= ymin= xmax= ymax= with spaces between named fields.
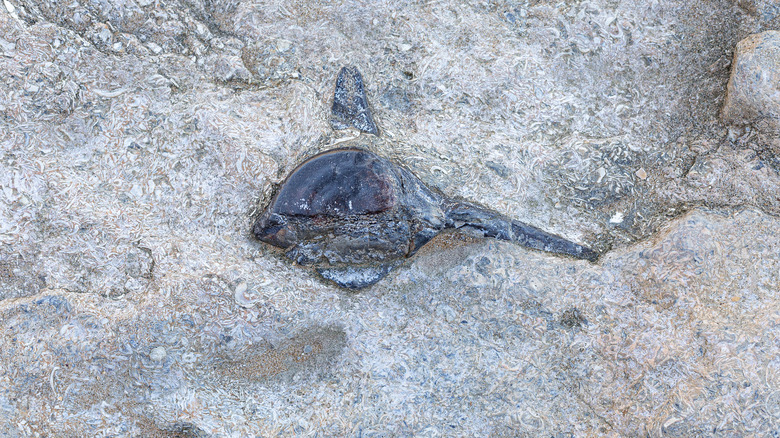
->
xmin=444 ymin=201 xmax=599 ymax=262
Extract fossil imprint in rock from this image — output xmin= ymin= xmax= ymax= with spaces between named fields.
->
xmin=253 ymin=67 xmax=598 ymax=289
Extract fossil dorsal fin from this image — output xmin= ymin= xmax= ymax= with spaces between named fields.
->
xmin=331 ymin=66 xmax=379 ymax=135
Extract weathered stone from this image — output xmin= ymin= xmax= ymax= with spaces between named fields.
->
xmin=3 ymin=0 xmax=780 ymax=436
xmin=722 ymin=31 xmax=780 ymax=140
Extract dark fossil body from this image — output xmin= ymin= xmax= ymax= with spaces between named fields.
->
xmin=253 ymin=148 xmax=598 ymax=289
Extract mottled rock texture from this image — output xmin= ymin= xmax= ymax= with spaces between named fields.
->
xmin=1 ymin=0 xmax=780 ymax=436
xmin=722 ymin=31 xmax=780 ymax=150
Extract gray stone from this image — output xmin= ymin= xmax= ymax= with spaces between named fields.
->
xmin=722 ymin=31 xmax=780 ymax=140
xmin=3 ymin=0 xmax=780 ymax=436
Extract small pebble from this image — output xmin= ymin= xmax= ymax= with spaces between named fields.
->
xmin=150 ymin=346 xmax=166 ymax=361
xmin=635 ymin=168 xmax=647 ymax=180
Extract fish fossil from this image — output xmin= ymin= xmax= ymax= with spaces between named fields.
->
xmin=253 ymin=66 xmax=597 ymax=289
xmin=253 ymin=147 xmax=598 ymax=289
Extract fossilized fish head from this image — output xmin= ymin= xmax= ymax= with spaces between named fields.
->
xmin=253 ymin=148 xmax=400 ymax=248
xmin=253 ymin=147 xmax=454 ymax=289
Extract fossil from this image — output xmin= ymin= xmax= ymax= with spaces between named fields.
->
xmin=252 ymin=66 xmax=597 ymax=289
xmin=330 ymin=66 xmax=378 ymax=135
xmin=253 ymin=147 xmax=598 ymax=289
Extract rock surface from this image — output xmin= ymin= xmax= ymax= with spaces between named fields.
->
xmin=1 ymin=0 xmax=780 ymax=436
xmin=722 ymin=31 xmax=780 ymax=149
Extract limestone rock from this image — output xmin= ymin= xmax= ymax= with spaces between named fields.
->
xmin=722 ymin=31 xmax=780 ymax=138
